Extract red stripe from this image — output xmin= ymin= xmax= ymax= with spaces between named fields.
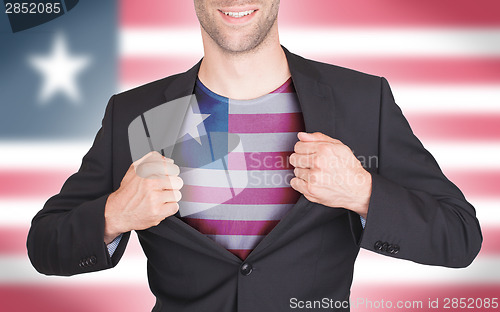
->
xmin=0 ymin=284 xmax=498 ymax=311
xmin=228 ymin=152 xmax=294 ymax=170
xmin=407 ymin=114 xmax=500 ymax=141
xmin=182 ymin=218 xmax=279 ymax=236
xmin=181 ymin=185 xmax=301 ymax=204
xmin=351 ymin=284 xmax=500 ymax=312
xmin=120 ymin=57 xmax=200 ymax=87
xmin=480 ymin=228 xmax=500 ymax=256
xmin=228 ymin=249 xmax=252 ymax=260
xmin=270 ymin=77 xmax=295 ymax=94
xmin=121 ymin=57 xmax=500 ymax=87
xmin=228 ymin=113 xmax=305 ymax=133
xmin=0 ymin=170 xmax=72 ymax=198
xmin=0 ymin=228 xmax=28 ymax=255
xmin=120 ymin=0 xmax=198 ymax=27
xmin=446 ymin=171 xmax=500 ymax=198
xmin=120 ymin=0 xmax=500 ymax=27
xmin=0 ymin=285 xmax=154 ymax=312
xmin=319 ymin=57 xmax=500 ymax=85
xmin=280 ymin=0 xmax=500 ymax=27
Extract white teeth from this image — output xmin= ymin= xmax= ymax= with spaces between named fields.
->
xmin=222 ymin=10 xmax=255 ymax=18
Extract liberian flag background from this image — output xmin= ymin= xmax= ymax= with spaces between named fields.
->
xmin=0 ymin=0 xmax=499 ymax=311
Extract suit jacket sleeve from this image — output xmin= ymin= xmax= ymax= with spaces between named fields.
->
xmin=27 ymin=95 xmax=130 ymax=276
xmin=354 ymin=77 xmax=482 ymax=268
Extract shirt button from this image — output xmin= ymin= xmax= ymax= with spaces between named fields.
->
xmin=240 ymin=263 xmax=253 ymax=276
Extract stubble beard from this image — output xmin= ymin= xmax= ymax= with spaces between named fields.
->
xmin=196 ymin=1 xmax=280 ymax=55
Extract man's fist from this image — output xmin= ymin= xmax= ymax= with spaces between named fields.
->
xmin=289 ymin=132 xmax=371 ymax=218
xmin=104 ymin=151 xmax=183 ymax=244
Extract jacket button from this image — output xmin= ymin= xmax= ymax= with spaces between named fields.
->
xmin=89 ymin=256 xmax=97 ymax=265
xmin=393 ymin=245 xmax=400 ymax=254
xmin=381 ymin=242 xmax=389 ymax=252
xmin=387 ymin=244 xmax=395 ymax=254
xmin=240 ymin=263 xmax=253 ymax=276
xmin=374 ymin=241 xmax=383 ymax=251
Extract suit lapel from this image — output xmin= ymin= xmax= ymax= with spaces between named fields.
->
xmin=284 ymin=47 xmax=337 ymax=136
xmin=128 ymin=61 xmax=204 ymax=162
xmin=145 ymin=60 xmax=245 ymax=262
xmin=163 ymin=60 xmax=201 ymax=101
xmin=247 ymin=48 xmax=338 ymax=258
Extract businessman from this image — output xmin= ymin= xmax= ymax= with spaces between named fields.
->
xmin=27 ymin=1 xmax=482 ymax=311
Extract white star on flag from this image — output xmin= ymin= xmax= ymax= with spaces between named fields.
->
xmin=29 ymin=32 xmax=90 ymax=104
xmin=177 ymin=104 xmax=210 ymax=144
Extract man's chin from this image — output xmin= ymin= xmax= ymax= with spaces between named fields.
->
xmin=215 ymin=34 xmax=269 ymax=55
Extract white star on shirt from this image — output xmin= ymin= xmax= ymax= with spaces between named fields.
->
xmin=29 ymin=32 xmax=90 ymax=104
xmin=177 ymin=104 xmax=210 ymax=144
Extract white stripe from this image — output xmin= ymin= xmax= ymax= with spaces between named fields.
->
xmin=229 ymin=93 xmax=301 ymax=114
xmin=422 ymin=142 xmax=500 ymax=170
xmin=205 ymin=234 xmax=264 ymax=250
xmin=282 ymin=28 xmax=500 ymax=57
xmin=0 ymin=141 xmax=498 ymax=171
xmin=121 ymin=28 xmax=500 ymax=57
xmin=3 ymin=198 xmax=498 ymax=227
xmin=180 ymin=167 xmax=293 ymax=188
xmin=240 ymin=132 xmax=298 ymax=152
xmin=120 ymin=83 xmax=500 ymax=114
xmin=120 ymin=28 xmax=203 ymax=57
xmin=0 ymin=141 xmax=91 ymax=170
xmin=0 ymin=199 xmax=45 ymax=226
xmin=354 ymin=251 xmax=500 ymax=284
xmin=1 ymin=251 xmax=498 ymax=284
xmin=393 ymin=85 xmax=500 ymax=114
xmin=182 ymin=203 xmax=295 ymax=221
xmin=0 ymin=233 xmax=148 ymax=285
xmin=469 ymin=199 xmax=500 ymax=227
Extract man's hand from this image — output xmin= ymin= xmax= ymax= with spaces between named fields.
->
xmin=104 ymin=151 xmax=183 ymax=244
xmin=289 ymin=132 xmax=372 ymax=218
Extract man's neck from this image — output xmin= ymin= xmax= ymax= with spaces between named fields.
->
xmin=197 ymin=27 xmax=291 ymax=100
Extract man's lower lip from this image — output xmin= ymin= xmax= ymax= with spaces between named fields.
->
xmin=218 ymin=10 xmax=257 ymax=23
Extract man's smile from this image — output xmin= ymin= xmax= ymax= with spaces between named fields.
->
xmin=220 ymin=9 xmax=256 ymax=18
xmin=218 ymin=7 xmax=258 ymax=24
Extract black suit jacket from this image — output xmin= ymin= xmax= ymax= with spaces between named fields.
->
xmin=27 ymin=47 xmax=482 ymax=311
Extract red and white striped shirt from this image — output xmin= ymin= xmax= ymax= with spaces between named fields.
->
xmin=179 ymin=78 xmax=305 ymax=260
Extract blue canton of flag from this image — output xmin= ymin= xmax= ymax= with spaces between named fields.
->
xmin=0 ymin=1 xmax=117 ymax=139
xmin=172 ymin=81 xmax=233 ymax=170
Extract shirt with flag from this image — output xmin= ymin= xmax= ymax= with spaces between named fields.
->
xmin=174 ymin=77 xmax=304 ymax=260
